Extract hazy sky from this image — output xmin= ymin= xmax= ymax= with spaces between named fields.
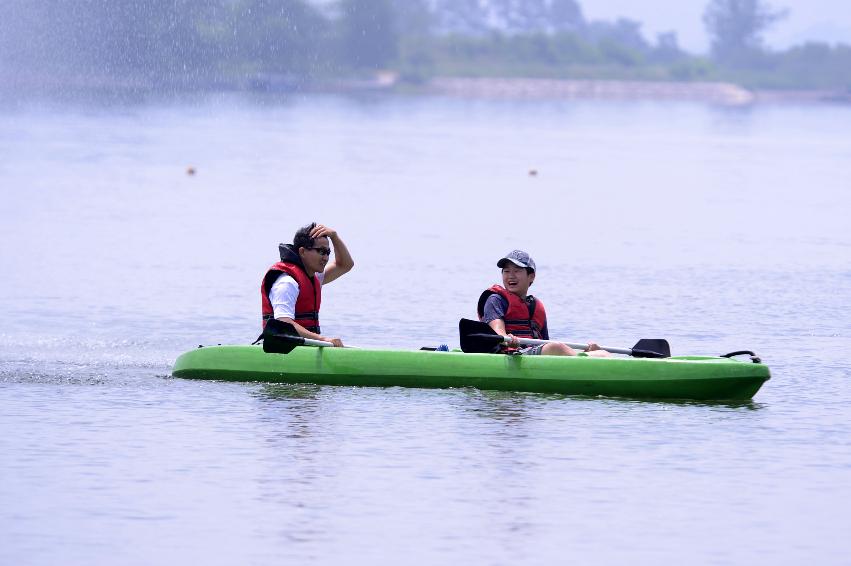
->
xmin=581 ymin=0 xmax=851 ymax=52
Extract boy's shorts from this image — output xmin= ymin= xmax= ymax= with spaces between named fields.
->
xmin=518 ymin=345 xmax=544 ymax=355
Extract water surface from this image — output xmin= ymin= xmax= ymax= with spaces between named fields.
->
xmin=1 ymin=94 xmax=850 ymax=564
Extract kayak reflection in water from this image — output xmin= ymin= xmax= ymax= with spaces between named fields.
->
xmin=476 ymin=250 xmax=611 ymax=357
xmin=260 ymin=222 xmax=354 ymax=347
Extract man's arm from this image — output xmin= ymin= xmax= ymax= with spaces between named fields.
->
xmin=310 ymin=224 xmax=354 ymax=284
xmin=271 ymin=274 xmax=344 ymax=347
xmin=276 ymin=317 xmax=344 ymax=348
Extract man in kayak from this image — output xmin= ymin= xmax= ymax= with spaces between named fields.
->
xmin=478 ymin=250 xmax=610 ymax=356
xmin=261 ymin=223 xmax=354 ymax=347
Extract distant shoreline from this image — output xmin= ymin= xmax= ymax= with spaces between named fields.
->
xmin=3 ymin=71 xmax=848 ymax=106
xmin=424 ymin=77 xmax=850 ymax=106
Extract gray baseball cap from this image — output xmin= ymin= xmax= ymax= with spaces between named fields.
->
xmin=497 ymin=250 xmax=536 ymax=272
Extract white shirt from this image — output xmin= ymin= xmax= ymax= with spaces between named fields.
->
xmin=269 ymin=271 xmax=325 ymax=320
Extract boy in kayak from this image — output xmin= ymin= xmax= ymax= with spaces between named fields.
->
xmin=477 ymin=250 xmax=609 ymax=356
xmin=261 ymin=223 xmax=354 ymax=347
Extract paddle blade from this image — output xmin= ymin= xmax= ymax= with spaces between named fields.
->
xmin=459 ymin=318 xmax=504 ymax=353
xmin=631 ymin=339 xmax=671 ymax=358
xmin=262 ymin=319 xmax=304 ymax=354
xmin=263 ymin=336 xmax=300 ymax=354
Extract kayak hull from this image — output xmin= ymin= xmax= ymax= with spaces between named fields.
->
xmin=172 ymin=346 xmax=770 ymax=400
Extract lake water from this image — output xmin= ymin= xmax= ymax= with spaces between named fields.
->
xmin=1 ymin=93 xmax=850 ymax=565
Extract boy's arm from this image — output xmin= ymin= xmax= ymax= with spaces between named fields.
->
xmin=488 ymin=318 xmax=519 ymax=347
xmin=485 ymin=294 xmax=520 ymax=347
xmin=488 ymin=318 xmax=508 ymax=335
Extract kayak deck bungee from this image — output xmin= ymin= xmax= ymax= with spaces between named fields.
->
xmin=172 ymin=345 xmax=770 ymax=400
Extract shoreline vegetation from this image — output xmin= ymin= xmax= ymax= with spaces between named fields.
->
xmin=5 ymin=70 xmax=847 ymax=107
xmin=2 ymin=0 xmax=850 ymax=106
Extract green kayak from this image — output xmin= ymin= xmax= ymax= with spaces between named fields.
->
xmin=172 ymin=345 xmax=770 ymax=400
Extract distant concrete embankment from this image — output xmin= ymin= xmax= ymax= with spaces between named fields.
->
xmin=4 ymin=70 xmax=848 ymax=105
xmin=428 ymin=77 xmax=756 ymax=106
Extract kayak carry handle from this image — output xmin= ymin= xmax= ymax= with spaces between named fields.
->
xmin=721 ymin=350 xmax=762 ymax=364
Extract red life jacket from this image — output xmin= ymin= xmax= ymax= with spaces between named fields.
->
xmin=477 ymin=285 xmax=547 ymax=339
xmin=261 ymin=262 xmax=322 ymax=333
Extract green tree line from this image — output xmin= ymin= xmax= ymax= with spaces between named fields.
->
xmin=1 ymin=0 xmax=849 ymax=91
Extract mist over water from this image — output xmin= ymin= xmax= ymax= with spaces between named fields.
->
xmin=1 ymin=94 xmax=850 ymax=564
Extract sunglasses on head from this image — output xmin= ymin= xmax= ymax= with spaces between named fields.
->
xmin=309 ymin=246 xmax=332 ymax=256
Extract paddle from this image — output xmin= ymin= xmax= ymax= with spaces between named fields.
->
xmin=260 ymin=319 xmax=335 ymax=354
xmin=459 ymin=318 xmax=670 ymax=358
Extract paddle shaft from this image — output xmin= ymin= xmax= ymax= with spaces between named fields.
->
xmin=459 ymin=319 xmax=669 ymax=358
xmin=291 ymin=335 xmax=358 ymax=349
xmin=299 ymin=337 xmax=336 ymax=347
xmin=494 ymin=335 xmax=634 ymax=355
